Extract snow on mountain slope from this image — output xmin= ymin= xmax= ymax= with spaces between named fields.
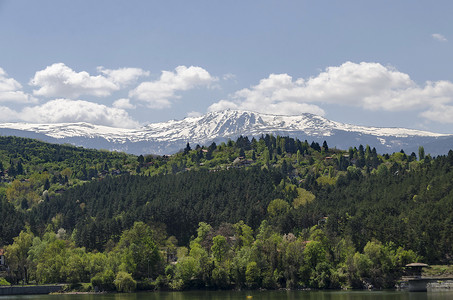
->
xmin=0 ymin=110 xmax=451 ymax=155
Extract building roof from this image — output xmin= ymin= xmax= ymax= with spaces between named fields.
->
xmin=405 ymin=263 xmax=429 ymax=267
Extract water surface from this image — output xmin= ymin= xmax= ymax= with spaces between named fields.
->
xmin=2 ymin=290 xmax=453 ymax=300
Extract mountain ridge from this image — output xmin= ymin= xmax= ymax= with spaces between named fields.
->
xmin=0 ymin=110 xmax=451 ymax=155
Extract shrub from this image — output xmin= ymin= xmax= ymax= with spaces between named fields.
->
xmin=114 ymin=271 xmax=136 ymax=292
xmin=91 ymin=269 xmax=115 ymax=291
xmin=0 ymin=277 xmax=11 ymax=286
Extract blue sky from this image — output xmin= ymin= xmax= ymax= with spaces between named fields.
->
xmin=1 ymin=0 xmax=453 ymax=133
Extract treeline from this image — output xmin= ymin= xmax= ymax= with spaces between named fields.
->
xmin=3 ymin=220 xmax=417 ymax=291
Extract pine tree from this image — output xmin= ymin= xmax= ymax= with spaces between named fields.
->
xmin=184 ymin=143 xmax=191 ymax=155
xmin=418 ymin=146 xmax=425 ymax=161
xmin=43 ymin=178 xmax=50 ymax=191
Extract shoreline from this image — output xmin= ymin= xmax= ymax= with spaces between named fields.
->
xmin=0 ymin=284 xmax=65 ymax=296
xmin=2 ymin=280 xmax=453 ymax=296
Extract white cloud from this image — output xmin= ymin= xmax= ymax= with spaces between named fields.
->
xmin=432 ymin=33 xmax=447 ymax=42
xmin=0 ymin=68 xmax=21 ymax=91
xmin=113 ymin=98 xmax=136 ymax=109
xmin=129 ymin=65 xmax=217 ymax=109
xmin=30 ymin=63 xmax=147 ymax=99
xmin=97 ymin=67 xmax=149 ymax=86
xmin=187 ymin=111 xmax=202 ymax=118
xmin=208 ymin=100 xmax=239 ymax=112
xmin=222 ymin=73 xmax=236 ymax=81
xmin=21 ymin=99 xmax=140 ymax=128
xmin=208 ymin=98 xmax=325 ymax=116
xmin=420 ymin=104 xmax=453 ymax=124
xmin=0 ymin=105 xmax=20 ymax=121
xmin=208 ymin=62 xmax=453 ymax=121
xmin=30 ymin=63 xmax=119 ymax=98
xmin=0 ymin=68 xmax=37 ymax=103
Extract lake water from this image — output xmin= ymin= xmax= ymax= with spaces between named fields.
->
xmin=2 ymin=290 xmax=453 ymax=300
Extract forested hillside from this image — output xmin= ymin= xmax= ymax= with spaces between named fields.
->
xmin=0 ymin=136 xmax=137 ymax=210
xmin=29 ymin=168 xmax=282 ymax=248
xmin=1 ymin=135 xmax=452 ymax=291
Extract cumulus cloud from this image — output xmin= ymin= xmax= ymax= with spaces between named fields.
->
xmin=113 ymin=98 xmax=136 ymax=109
xmin=29 ymin=63 xmax=149 ymax=99
xmin=420 ymin=104 xmax=453 ymax=123
xmin=0 ymin=68 xmax=37 ymax=103
xmin=208 ymin=98 xmax=325 ymax=116
xmin=97 ymin=67 xmax=149 ymax=86
xmin=208 ymin=61 xmax=453 ymax=121
xmin=21 ymin=99 xmax=140 ymax=128
xmin=187 ymin=111 xmax=202 ymax=118
xmin=30 ymin=63 xmax=119 ymax=98
xmin=0 ymin=105 xmax=20 ymax=121
xmin=432 ymin=33 xmax=447 ymax=42
xmin=222 ymin=73 xmax=236 ymax=81
xmin=129 ymin=65 xmax=217 ymax=109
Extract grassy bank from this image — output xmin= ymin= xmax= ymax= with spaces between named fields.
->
xmin=423 ymin=265 xmax=453 ymax=278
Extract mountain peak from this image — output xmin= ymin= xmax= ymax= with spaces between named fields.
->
xmin=0 ymin=110 xmax=451 ymax=155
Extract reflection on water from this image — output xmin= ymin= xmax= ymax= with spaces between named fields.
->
xmin=3 ymin=290 xmax=453 ymax=300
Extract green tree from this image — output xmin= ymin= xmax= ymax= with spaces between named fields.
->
xmin=211 ymin=235 xmax=228 ymax=263
xmin=418 ymin=146 xmax=425 ymax=161
xmin=184 ymin=143 xmax=191 ymax=155
xmin=267 ymin=199 xmax=290 ymax=231
xmin=43 ymin=178 xmax=50 ymax=191
xmin=116 ymin=222 xmax=162 ymax=279
xmin=233 ymin=221 xmax=254 ymax=248
xmin=114 ymin=271 xmax=136 ymax=292
xmin=91 ymin=269 xmax=115 ymax=291
xmin=211 ymin=263 xmax=230 ymax=288
xmin=173 ymin=255 xmax=200 ymax=288
xmin=296 ymin=150 xmax=302 ymax=165
xmin=35 ymin=238 xmax=68 ymax=283
xmin=63 ymin=247 xmax=89 ymax=283
xmin=4 ymin=229 xmax=34 ymax=284
xmin=300 ymin=240 xmax=327 ymax=287
xmin=231 ymin=246 xmax=253 ymax=287
xmin=194 ymin=222 xmax=212 ymax=244
xmin=292 ymin=188 xmax=315 ymax=208
xmin=245 ymin=261 xmax=260 ymax=288
xmin=304 ymin=240 xmax=327 ymax=269
xmin=282 ymin=235 xmax=305 ymax=288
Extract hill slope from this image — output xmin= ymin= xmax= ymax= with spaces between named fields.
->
xmin=2 ymin=134 xmax=453 ymax=290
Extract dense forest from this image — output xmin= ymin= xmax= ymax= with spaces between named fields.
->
xmin=0 ymin=136 xmax=137 ymax=211
xmin=29 ymin=168 xmax=282 ymax=248
xmin=0 ymin=135 xmax=452 ymax=291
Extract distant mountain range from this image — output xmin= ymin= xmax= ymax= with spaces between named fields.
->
xmin=0 ymin=110 xmax=452 ymax=155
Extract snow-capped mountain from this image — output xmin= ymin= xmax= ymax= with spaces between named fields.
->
xmin=0 ymin=110 xmax=452 ymax=155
